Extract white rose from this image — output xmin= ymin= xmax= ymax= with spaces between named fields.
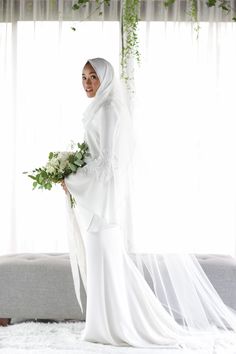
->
xmin=58 ymin=152 xmax=70 ymax=161
xmin=59 ymin=159 xmax=68 ymax=171
xmin=46 ymin=165 xmax=56 ymax=174
xmin=49 ymin=157 xmax=60 ymax=168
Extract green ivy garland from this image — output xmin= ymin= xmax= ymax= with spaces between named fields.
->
xmin=120 ymin=0 xmax=140 ymax=84
xmin=72 ymin=0 xmax=110 ymax=16
xmin=164 ymin=0 xmax=236 ymax=21
xmin=206 ymin=0 xmax=236 ymax=21
xmin=187 ymin=0 xmax=201 ymax=36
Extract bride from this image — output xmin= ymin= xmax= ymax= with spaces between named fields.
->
xmin=61 ymin=57 xmax=236 ymax=351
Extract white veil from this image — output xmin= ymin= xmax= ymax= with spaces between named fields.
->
xmin=82 ymin=57 xmax=136 ymax=251
xmin=65 ymin=58 xmax=236 ymax=349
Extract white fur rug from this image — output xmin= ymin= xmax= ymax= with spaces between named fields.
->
xmin=0 ymin=320 xmax=188 ymax=354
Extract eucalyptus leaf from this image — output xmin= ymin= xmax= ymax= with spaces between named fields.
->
xmin=45 ymin=183 xmax=52 ymax=190
xmin=28 ymin=175 xmax=36 ymax=180
xmin=36 ymin=174 xmax=41 ymax=183
xmin=75 ymin=152 xmax=82 ymax=159
xmin=41 ymin=170 xmax=48 ymax=178
xmin=69 ymin=163 xmax=77 ymax=172
xmin=38 ymin=175 xmax=44 ymax=184
xmin=74 ymin=160 xmax=82 ymax=166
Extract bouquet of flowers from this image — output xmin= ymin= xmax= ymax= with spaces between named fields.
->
xmin=23 ymin=141 xmax=90 ymax=207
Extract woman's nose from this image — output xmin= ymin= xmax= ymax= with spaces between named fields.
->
xmin=86 ymin=78 xmax=91 ymax=85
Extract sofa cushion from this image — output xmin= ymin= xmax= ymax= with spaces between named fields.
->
xmin=196 ymin=254 xmax=236 ymax=310
xmin=0 ymin=253 xmax=235 ymax=322
xmin=0 ymin=253 xmax=86 ymax=320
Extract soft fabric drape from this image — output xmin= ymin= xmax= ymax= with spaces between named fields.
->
xmin=1 ymin=0 xmax=236 ymax=255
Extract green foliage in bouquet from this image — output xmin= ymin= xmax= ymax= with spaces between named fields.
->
xmin=23 ymin=141 xmax=90 ymax=207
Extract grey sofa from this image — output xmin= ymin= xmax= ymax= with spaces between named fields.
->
xmin=0 ymin=253 xmax=86 ymax=325
xmin=0 ymin=253 xmax=236 ymax=326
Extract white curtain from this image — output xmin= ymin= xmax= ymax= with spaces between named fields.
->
xmin=131 ymin=2 xmax=236 ymax=255
xmin=0 ymin=0 xmax=120 ymax=255
xmin=1 ymin=0 xmax=236 ymax=256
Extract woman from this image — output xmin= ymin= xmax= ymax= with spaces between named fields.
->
xmin=61 ymin=58 xmax=236 ymax=351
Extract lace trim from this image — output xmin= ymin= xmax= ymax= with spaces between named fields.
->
xmin=80 ymin=149 xmax=119 ymax=182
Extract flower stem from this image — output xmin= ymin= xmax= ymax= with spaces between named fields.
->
xmin=69 ymin=193 xmax=76 ymax=208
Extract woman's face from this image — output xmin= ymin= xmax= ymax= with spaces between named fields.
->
xmin=82 ymin=62 xmax=101 ymax=98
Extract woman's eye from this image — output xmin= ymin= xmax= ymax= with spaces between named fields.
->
xmin=82 ymin=75 xmax=97 ymax=80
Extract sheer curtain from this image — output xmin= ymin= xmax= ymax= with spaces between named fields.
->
xmin=0 ymin=0 xmax=120 ymax=255
xmin=1 ymin=0 xmax=236 ymax=256
xmin=131 ymin=2 xmax=236 ymax=255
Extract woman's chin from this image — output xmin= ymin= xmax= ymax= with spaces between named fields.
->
xmin=86 ymin=92 xmax=95 ymax=98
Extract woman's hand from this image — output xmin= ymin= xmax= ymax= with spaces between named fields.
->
xmin=61 ymin=179 xmax=69 ymax=194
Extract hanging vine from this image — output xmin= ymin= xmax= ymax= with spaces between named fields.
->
xmin=187 ymin=0 xmax=201 ymax=36
xmin=72 ymin=0 xmax=236 ymax=85
xmin=120 ymin=0 xmax=141 ymax=85
xmin=72 ymin=0 xmax=110 ymax=15
xmin=164 ymin=0 xmax=236 ymax=23
xmin=206 ymin=0 xmax=236 ymax=21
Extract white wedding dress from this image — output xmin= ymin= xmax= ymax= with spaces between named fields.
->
xmin=64 ymin=58 xmax=236 ymax=352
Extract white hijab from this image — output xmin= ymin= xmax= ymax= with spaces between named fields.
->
xmin=88 ymin=58 xmax=114 ymax=98
xmin=82 ymin=58 xmax=114 ymax=126
xmin=82 ymin=58 xmax=132 ymax=134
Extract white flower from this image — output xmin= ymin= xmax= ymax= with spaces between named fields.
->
xmin=46 ymin=165 xmax=56 ymax=174
xmin=59 ymin=159 xmax=68 ymax=171
xmin=49 ymin=157 xmax=60 ymax=168
xmin=58 ymin=151 xmax=71 ymax=161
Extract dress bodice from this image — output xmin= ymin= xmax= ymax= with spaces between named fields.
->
xmin=79 ymin=101 xmax=119 ymax=182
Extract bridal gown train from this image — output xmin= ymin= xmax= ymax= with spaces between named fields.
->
xmin=64 ymin=58 xmax=236 ymax=352
xmin=84 ymin=222 xmax=184 ymax=348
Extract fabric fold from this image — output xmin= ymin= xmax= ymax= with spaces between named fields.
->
xmin=65 ymin=193 xmax=87 ymax=313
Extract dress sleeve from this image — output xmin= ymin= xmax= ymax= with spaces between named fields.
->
xmin=79 ymin=103 xmax=119 ymax=182
xmin=64 ymin=102 xmax=119 ymax=225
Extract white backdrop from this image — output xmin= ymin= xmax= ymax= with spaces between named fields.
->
xmin=0 ymin=20 xmax=119 ymax=254
xmin=132 ymin=21 xmax=236 ymax=254
xmin=1 ymin=4 xmax=236 ymax=255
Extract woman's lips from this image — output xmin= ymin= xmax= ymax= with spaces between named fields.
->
xmin=86 ymin=88 xmax=93 ymax=92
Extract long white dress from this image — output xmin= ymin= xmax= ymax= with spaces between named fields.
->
xmin=64 ymin=58 xmax=236 ymax=352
